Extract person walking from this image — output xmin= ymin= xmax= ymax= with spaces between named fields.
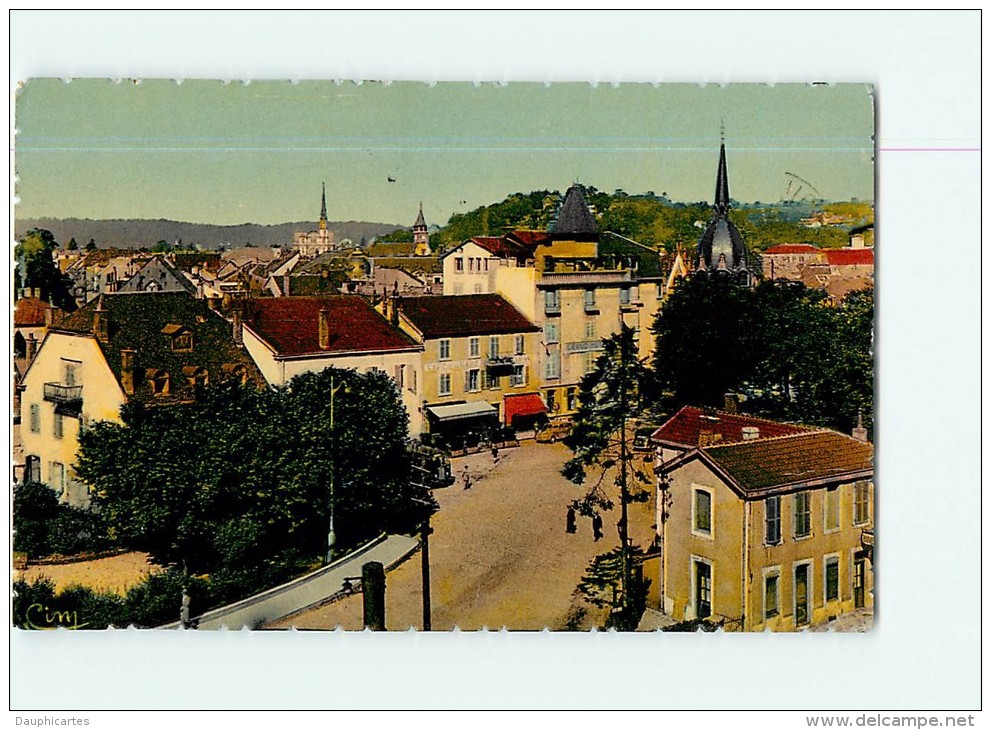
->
xmin=491 ymin=445 xmax=499 ymax=465
xmin=462 ymin=464 xmax=472 ymax=490
xmin=566 ymin=505 xmax=577 ymax=534
xmin=592 ymin=513 xmax=603 ymax=542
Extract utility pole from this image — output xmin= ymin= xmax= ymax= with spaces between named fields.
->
xmin=617 ymin=324 xmax=631 ymax=620
xmin=410 ymin=495 xmax=434 ymax=631
xmin=326 ymin=375 xmax=346 ymax=565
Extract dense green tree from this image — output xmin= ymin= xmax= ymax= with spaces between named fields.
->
xmin=76 ymin=369 xmax=433 ymax=579
xmin=85 ymin=238 xmax=97 ymax=251
xmin=15 ymin=229 xmax=76 ymax=310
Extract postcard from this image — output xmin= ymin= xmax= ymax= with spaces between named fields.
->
xmin=12 ymin=80 xmax=874 ymax=632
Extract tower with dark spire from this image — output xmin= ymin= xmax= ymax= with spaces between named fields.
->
xmin=319 ymin=182 xmax=328 ymax=231
xmin=413 ymin=202 xmax=430 ymax=256
xmin=694 ymin=135 xmax=751 ymax=285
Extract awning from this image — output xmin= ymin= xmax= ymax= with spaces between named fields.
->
xmin=503 ymin=393 xmax=547 ymax=425
xmin=426 ymin=401 xmax=498 ymax=423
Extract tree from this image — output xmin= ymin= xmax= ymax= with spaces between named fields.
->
xmin=653 ymin=274 xmax=758 ymax=408
xmin=67 ymin=237 xmax=78 ymax=251
xmin=75 ymin=369 xmax=432 ymax=592
xmin=15 ymin=229 xmax=76 ymax=310
xmin=85 ymin=239 xmax=97 ymax=251
xmin=562 ymin=325 xmax=654 ymax=628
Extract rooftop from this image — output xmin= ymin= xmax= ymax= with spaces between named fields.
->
xmin=551 ymin=184 xmax=598 ymax=239
xmin=764 ymin=244 xmax=823 ymax=255
xmin=824 ymin=248 xmax=874 ymax=266
xmin=703 ymin=430 xmax=874 ymax=494
xmin=651 ymin=405 xmax=811 ymax=448
xmin=244 ymin=295 xmax=419 ymax=357
xmin=14 ymin=297 xmax=53 ymax=327
xmin=397 ymin=294 xmax=539 ymax=339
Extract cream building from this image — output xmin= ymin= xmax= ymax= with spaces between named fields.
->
xmin=239 ymin=295 xmax=425 ymax=436
xmin=292 ymin=183 xmax=338 ymax=257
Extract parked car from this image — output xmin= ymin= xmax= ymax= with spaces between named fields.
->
xmin=535 ymin=420 xmax=573 ymax=444
xmin=411 ymin=445 xmax=455 ymax=489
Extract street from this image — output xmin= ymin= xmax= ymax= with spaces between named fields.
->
xmin=267 ymin=439 xmax=656 ymax=631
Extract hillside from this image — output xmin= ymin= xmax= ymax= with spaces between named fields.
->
xmin=14 ymin=218 xmax=405 ymax=251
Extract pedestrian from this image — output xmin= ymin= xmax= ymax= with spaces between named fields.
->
xmin=462 ymin=465 xmax=472 ymax=490
xmin=566 ymin=506 xmax=577 ymax=534
xmin=491 ymin=445 xmax=499 ymax=464
xmin=592 ymin=513 xmax=603 ymax=542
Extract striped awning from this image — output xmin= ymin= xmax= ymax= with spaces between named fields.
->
xmin=426 ymin=401 xmax=498 ymax=423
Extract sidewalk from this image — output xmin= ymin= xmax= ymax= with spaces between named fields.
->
xmin=185 ymin=533 xmax=420 ymax=630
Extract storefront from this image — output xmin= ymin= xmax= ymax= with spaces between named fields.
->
xmin=424 ymin=400 xmax=500 ymax=449
xmin=503 ymin=392 xmax=548 ymax=431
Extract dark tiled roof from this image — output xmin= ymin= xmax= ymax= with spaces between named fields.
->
xmin=824 ymin=249 xmax=874 ymax=266
xmin=282 ymin=274 xmax=347 ymax=296
xmin=14 ymin=297 xmax=52 ymax=327
xmin=55 ymin=292 xmax=264 ymax=404
xmin=397 ymin=294 xmax=539 ymax=339
xmin=651 ymin=405 xmax=811 ymax=448
xmin=371 ymin=256 xmax=442 ymax=275
xmin=244 ymin=295 xmax=419 ymax=356
xmin=551 ymin=185 xmax=598 ymax=238
xmin=704 ymin=430 xmax=873 ymax=493
xmin=117 ymin=256 xmax=198 ymax=296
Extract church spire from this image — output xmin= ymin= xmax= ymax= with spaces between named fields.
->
xmin=714 ymin=140 xmax=730 ymax=212
xmin=319 ymin=182 xmax=328 ymax=230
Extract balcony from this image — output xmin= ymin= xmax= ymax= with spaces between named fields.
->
xmin=44 ymin=383 xmax=83 ymax=407
xmin=486 ymin=354 xmax=516 ymax=371
xmin=565 ymin=340 xmax=605 ymax=355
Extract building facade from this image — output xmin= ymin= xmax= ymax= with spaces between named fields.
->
xmin=656 ymin=428 xmax=874 ymax=631
xmin=292 ymin=183 xmax=338 ymax=257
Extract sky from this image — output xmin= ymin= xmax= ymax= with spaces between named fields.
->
xmin=15 ymin=80 xmax=874 ymax=227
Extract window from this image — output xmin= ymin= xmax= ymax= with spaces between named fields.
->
xmin=150 ymin=371 xmax=170 ymax=395
xmin=544 ymin=289 xmax=560 ymax=313
xmin=438 ymin=373 xmax=452 ymax=396
xmin=584 ymin=320 xmax=596 ymax=340
xmin=620 ymin=287 xmax=631 ymax=305
xmin=584 ymin=288 xmax=597 ymax=311
xmin=469 ymin=337 xmax=480 ymax=358
xmin=795 ymin=563 xmax=811 ymax=626
xmin=544 ymin=322 xmax=559 ymax=344
xmin=545 ymin=390 xmax=556 ymax=413
xmin=29 ymin=404 xmax=40 ymax=434
xmin=544 ymin=352 xmax=561 ymax=380
xmin=584 ymin=352 xmax=596 ymax=375
xmin=62 ymin=360 xmax=80 ymax=386
xmin=408 ymin=368 xmax=417 ymax=394
xmin=764 ymin=573 xmax=780 ymax=618
xmin=824 ymin=486 xmax=840 ymax=532
xmin=853 ymin=482 xmax=870 ymax=525
xmin=515 ymin=335 xmax=525 ymax=355
xmin=466 ymin=369 xmax=480 ymax=392
xmin=825 ymin=556 xmax=840 ymax=602
xmin=793 ymin=491 xmax=811 ymax=538
xmin=53 ymin=413 xmax=64 ymax=440
xmin=468 ymin=258 xmax=475 ymax=272
xmin=693 ymin=488 xmax=712 ymax=536
xmin=510 ymin=365 xmax=525 ymax=387
xmin=394 ymin=364 xmax=405 ymax=390
xmin=52 ymin=462 xmax=66 ymax=494
xmin=454 ymin=258 xmax=464 ymax=272
xmin=488 ymin=336 xmax=500 ymax=359
xmin=566 ymin=387 xmax=576 ymax=412
xmin=765 ymin=496 xmax=781 ymax=544
xmin=438 ymin=339 xmax=451 ymax=361
xmin=172 ymin=332 xmax=193 ymax=352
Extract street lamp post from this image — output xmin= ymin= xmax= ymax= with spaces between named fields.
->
xmin=410 ymin=495 xmax=434 ymax=631
xmin=326 ymin=375 xmax=346 ymax=565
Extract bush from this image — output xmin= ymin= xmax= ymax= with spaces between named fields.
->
xmin=13 ymin=482 xmax=112 ymax=558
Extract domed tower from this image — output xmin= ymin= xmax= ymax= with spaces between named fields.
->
xmin=413 ymin=202 xmax=430 ymax=256
xmin=695 ymin=139 xmax=751 ymax=285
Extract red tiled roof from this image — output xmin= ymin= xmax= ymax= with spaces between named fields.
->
xmin=397 ymin=294 xmax=539 ymax=339
xmin=764 ymin=244 xmax=822 ymax=255
xmin=824 ymin=248 xmax=874 ymax=266
xmin=651 ymin=405 xmax=811 ymax=448
xmin=507 ymin=230 xmax=551 ymax=247
xmin=244 ymin=295 xmax=419 ymax=357
xmin=14 ymin=297 xmax=52 ymax=327
xmin=703 ymin=430 xmax=873 ymax=494
xmin=468 ymin=236 xmax=533 ymax=259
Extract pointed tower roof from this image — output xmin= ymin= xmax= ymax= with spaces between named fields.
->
xmin=414 ymin=202 xmax=427 ymax=228
xmin=550 ymin=184 xmax=598 ymax=240
xmin=714 ymin=142 xmax=730 ymax=212
xmin=319 ymin=182 xmax=328 ymax=226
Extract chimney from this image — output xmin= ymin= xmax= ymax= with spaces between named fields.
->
xmin=850 ymin=233 xmax=865 ymax=250
xmin=44 ymin=305 xmax=54 ymax=329
xmin=120 ymin=349 xmax=136 ymax=396
xmin=282 ymin=274 xmax=290 ymax=297
xmin=25 ymin=334 xmax=38 ymax=362
xmin=318 ymin=307 xmax=330 ymax=349
xmin=390 ymin=291 xmax=400 ymax=326
xmin=852 ymin=411 xmax=869 ymax=442
xmin=232 ymin=309 xmax=243 ymax=347
xmin=94 ymin=297 xmax=110 ymax=343
xmin=723 ymin=392 xmax=739 ymax=414
xmin=742 ymin=426 xmax=760 ymax=441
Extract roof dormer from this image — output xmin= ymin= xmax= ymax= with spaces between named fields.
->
xmin=162 ymin=323 xmax=193 ymax=352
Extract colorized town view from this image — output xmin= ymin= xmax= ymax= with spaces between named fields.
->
xmin=12 ymin=81 xmax=874 ymax=632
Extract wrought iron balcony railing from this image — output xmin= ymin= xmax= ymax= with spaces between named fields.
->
xmin=44 ymin=383 xmax=83 ymax=405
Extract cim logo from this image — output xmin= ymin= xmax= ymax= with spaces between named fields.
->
xmin=23 ymin=603 xmax=89 ymax=630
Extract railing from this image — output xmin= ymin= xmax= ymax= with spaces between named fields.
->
xmin=43 ymin=383 xmax=83 ymax=404
xmin=486 ymin=354 xmax=515 ymax=367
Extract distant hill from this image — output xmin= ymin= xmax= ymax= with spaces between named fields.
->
xmin=14 ymin=218 xmax=405 ymax=250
